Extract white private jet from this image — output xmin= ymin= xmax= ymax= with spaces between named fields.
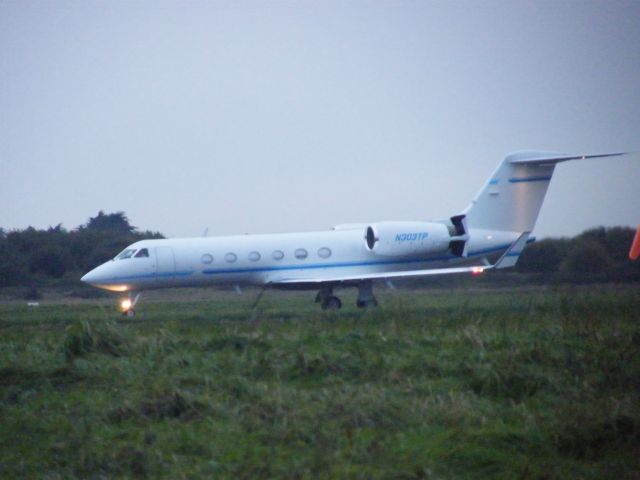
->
xmin=81 ymin=151 xmax=625 ymax=315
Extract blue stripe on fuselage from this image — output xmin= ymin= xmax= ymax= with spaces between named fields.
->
xmin=97 ymin=243 xmax=513 ymax=283
xmin=200 ymin=243 xmax=512 ymax=276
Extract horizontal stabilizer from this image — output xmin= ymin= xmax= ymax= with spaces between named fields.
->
xmin=509 ymin=151 xmax=627 ymax=165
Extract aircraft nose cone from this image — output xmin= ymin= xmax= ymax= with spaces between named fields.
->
xmin=81 ymin=266 xmax=104 ymax=285
xmin=80 ymin=262 xmax=129 ymax=293
xmin=81 ymin=270 xmax=95 ymax=284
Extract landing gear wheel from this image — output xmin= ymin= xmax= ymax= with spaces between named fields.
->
xmin=322 ymin=296 xmax=342 ymax=310
xmin=120 ymin=292 xmax=142 ymax=317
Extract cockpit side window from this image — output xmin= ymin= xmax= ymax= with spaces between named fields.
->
xmin=116 ymin=249 xmax=136 ymax=260
xmin=134 ymin=248 xmax=149 ymax=258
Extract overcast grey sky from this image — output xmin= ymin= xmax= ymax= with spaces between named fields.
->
xmin=1 ymin=0 xmax=639 ymax=239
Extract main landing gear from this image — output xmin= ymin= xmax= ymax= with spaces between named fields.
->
xmin=315 ymin=281 xmax=378 ymax=310
xmin=120 ymin=292 xmax=142 ymax=317
xmin=316 ymin=285 xmax=342 ymax=310
xmin=356 ymin=280 xmax=378 ymax=308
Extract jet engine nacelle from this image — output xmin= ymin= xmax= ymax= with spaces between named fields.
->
xmin=365 ymin=221 xmax=452 ymax=257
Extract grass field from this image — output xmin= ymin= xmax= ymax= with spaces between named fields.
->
xmin=1 ymin=285 xmax=639 ymax=479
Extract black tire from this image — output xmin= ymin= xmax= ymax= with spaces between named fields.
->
xmin=322 ymin=296 xmax=342 ymax=310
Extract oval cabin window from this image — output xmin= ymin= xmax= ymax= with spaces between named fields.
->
xmin=272 ymin=250 xmax=284 ymax=260
xmin=201 ymin=254 xmax=214 ymax=264
xmin=224 ymin=252 xmax=237 ymax=263
xmin=318 ymin=247 xmax=332 ymax=259
xmin=248 ymin=251 xmax=261 ymax=262
xmin=295 ymin=248 xmax=308 ymax=259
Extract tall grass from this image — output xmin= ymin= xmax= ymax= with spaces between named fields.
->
xmin=0 ymin=285 xmax=638 ymax=478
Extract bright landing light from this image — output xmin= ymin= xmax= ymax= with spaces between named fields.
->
xmin=120 ymin=299 xmax=133 ymax=311
xmin=471 ymin=267 xmax=485 ymax=276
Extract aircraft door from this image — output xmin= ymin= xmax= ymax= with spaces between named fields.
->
xmin=155 ymin=246 xmax=175 ymax=280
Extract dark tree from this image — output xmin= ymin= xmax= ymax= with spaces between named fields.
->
xmin=517 ymin=239 xmax=568 ymax=273
xmin=0 ymin=243 xmax=29 ymax=287
xmin=561 ymin=239 xmax=612 ymax=275
xmin=596 ymin=227 xmax=634 ymax=263
xmin=0 ymin=212 xmax=165 ymax=285
xmin=29 ymin=247 xmax=71 ymax=278
xmin=82 ymin=211 xmax=135 ymax=234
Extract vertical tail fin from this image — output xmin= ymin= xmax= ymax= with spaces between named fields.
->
xmin=462 ymin=151 xmax=626 ymax=232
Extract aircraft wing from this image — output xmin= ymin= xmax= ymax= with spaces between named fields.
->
xmin=268 ymin=232 xmax=530 ymax=285
xmin=268 ymin=264 xmax=490 ymax=285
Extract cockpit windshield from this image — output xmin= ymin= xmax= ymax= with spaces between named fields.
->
xmin=115 ymin=247 xmax=151 ymax=260
xmin=116 ymin=249 xmax=136 ymax=260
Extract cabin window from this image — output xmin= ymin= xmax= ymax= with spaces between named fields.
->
xmin=248 ymin=251 xmax=261 ymax=262
xmin=116 ymin=249 xmax=136 ymax=260
xmin=134 ymin=248 xmax=149 ymax=258
xmin=224 ymin=252 xmax=237 ymax=263
xmin=201 ymin=254 xmax=214 ymax=264
xmin=318 ymin=247 xmax=332 ymax=259
xmin=294 ymin=248 xmax=308 ymax=259
xmin=272 ymin=250 xmax=284 ymax=261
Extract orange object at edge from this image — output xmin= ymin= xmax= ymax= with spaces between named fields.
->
xmin=630 ymin=225 xmax=640 ymax=260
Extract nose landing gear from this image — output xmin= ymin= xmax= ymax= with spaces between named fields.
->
xmin=120 ymin=292 xmax=142 ymax=317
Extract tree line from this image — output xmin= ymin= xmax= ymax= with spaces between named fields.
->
xmin=0 ymin=212 xmax=162 ymax=287
xmin=516 ymin=226 xmax=640 ymax=282
xmin=0 ymin=213 xmax=638 ymax=289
